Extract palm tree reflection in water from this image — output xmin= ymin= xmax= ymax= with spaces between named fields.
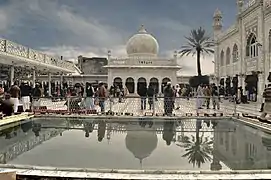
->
xmin=177 ymin=120 xmax=213 ymax=168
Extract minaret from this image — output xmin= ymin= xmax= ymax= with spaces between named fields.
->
xmin=237 ymin=0 xmax=244 ymax=15
xmin=213 ymin=8 xmax=222 ymax=85
xmin=213 ymin=8 xmax=222 ymax=38
xmin=107 ymin=50 xmax=111 ymax=60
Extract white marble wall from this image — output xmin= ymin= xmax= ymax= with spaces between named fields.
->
xmin=214 ymin=1 xmax=271 ymax=99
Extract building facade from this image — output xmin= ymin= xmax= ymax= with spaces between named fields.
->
xmin=213 ymin=0 xmax=271 ymax=100
xmin=105 ymin=25 xmax=181 ymax=94
xmin=77 ymin=56 xmax=108 ymax=75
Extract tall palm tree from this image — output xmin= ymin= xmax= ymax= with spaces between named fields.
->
xmin=179 ymin=27 xmax=214 ymax=76
xmin=177 ymin=121 xmax=213 ymax=168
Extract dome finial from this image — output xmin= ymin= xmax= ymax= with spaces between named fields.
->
xmin=139 ymin=159 xmax=143 ymax=169
xmin=138 ymin=24 xmax=147 ymax=33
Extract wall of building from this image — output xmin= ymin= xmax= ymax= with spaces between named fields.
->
xmin=213 ymin=1 xmax=271 ymax=97
xmin=78 ymin=56 xmax=108 ymax=75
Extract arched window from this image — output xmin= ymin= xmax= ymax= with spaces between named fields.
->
xmin=232 ymin=44 xmax=239 ymax=62
xmin=246 ymin=33 xmax=258 ymax=58
xmin=226 ymin=47 xmax=230 ymax=65
xmin=220 ymin=50 xmax=224 ymax=66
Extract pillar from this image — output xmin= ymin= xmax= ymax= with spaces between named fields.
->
xmin=258 ymin=74 xmax=265 ymax=101
xmin=146 ymin=79 xmax=150 ymax=87
xmin=10 ymin=66 xmax=14 ymax=85
xmin=159 ymin=79 xmax=162 ymax=94
xmin=60 ymin=73 xmax=63 ymax=88
xmin=134 ymin=80 xmax=138 ymax=94
xmin=32 ymin=69 xmax=36 ymax=88
xmin=48 ymin=72 xmax=52 ymax=96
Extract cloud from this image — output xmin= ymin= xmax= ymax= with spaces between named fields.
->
xmin=177 ymin=55 xmax=214 ymax=76
xmin=0 ymin=0 xmax=222 ymax=76
xmin=40 ymin=45 xmax=127 ymax=63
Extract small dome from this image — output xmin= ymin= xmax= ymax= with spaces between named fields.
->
xmin=125 ymin=124 xmax=158 ymax=161
xmin=213 ymin=8 xmax=222 ymax=18
xmin=126 ymin=25 xmax=159 ymax=57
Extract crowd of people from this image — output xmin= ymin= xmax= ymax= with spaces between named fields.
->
xmin=0 ymin=79 xmax=258 ymax=117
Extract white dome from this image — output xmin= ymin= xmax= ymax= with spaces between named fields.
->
xmin=126 ymin=25 xmax=159 ymax=57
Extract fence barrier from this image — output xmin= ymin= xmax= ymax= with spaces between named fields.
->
xmin=30 ymin=95 xmax=241 ymax=117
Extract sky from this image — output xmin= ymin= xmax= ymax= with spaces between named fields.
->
xmin=0 ymin=0 xmax=239 ymax=76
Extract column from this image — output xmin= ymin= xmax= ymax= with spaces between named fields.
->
xmin=32 ymin=69 xmax=36 ymax=88
xmin=60 ymin=73 xmax=63 ymax=88
xmin=258 ymin=74 xmax=265 ymax=102
xmin=10 ymin=66 xmax=14 ymax=85
xmin=146 ymin=79 xmax=150 ymax=87
xmin=134 ymin=80 xmax=138 ymax=94
xmin=48 ymin=72 xmax=52 ymax=97
xmin=159 ymin=79 xmax=162 ymax=94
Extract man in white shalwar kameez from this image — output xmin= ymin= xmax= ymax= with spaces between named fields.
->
xmin=175 ymin=84 xmax=181 ymax=110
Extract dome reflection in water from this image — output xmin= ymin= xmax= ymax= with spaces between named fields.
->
xmin=3 ymin=118 xmax=271 ymax=171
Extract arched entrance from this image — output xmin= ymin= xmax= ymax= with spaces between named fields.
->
xmin=150 ymin=77 xmax=159 ymax=94
xmin=245 ymin=73 xmax=258 ymax=101
xmin=125 ymin=77 xmax=135 ymax=93
xmin=161 ymin=77 xmax=171 ymax=93
xmin=113 ymin=77 xmax=123 ymax=89
xmin=137 ymin=77 xmax=147 ymax=94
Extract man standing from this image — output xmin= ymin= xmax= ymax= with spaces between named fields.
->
xmin=164 ymin=82 xmax=175 ymax=116
xmin=97 ymin=81 xmax=107 ymax=113
xmin=260 ymin=73 xmax=271 ymax=119
xmin=20 ymin=81 xmax=32 ymax=111
xmin=9 ymin=84 xmax=20 ymax=113
xmin=175 ymin=84 xmax=181 ymax=110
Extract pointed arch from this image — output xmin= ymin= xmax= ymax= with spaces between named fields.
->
xmin=232 ymin=44 xmax=238 ymax=62
xmin=226 ymin=47 xmax=231 ymax=65
xmin=220 ymin=50 xmax=224 ymax=66
xmin=246 ymin=33 xmax=258 ymax=58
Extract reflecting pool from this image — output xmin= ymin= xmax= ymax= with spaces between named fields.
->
xmin=0 ymin=118 xmax=271 ymax=171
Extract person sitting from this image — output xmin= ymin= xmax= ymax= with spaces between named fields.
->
xmin=0 ymin=94 xmax=13 ymax=117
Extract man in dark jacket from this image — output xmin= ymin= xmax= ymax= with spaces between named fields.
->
xmin=138 ymin=84 xmax=147 ymax=110
xmin=147 ymin=85 xmax=155 ymax=110
xmin=20 ymin=81 xmax=32 ymax=111
xmin=164 ymin=82 xmax=175 ymax=116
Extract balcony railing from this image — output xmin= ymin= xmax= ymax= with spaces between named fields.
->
xmin=0 ymin=38 xmax=75 ymax=72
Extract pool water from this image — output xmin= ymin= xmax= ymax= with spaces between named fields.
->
xmin=0 ymin=118 xmax=271 ymax=171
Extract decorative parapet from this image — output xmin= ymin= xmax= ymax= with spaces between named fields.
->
xmin=244 ymin=0 xmax=256 ymax=9
xmin=108 ymin=57 xmax=178 ymax=66
xmin=217 ymin=24 xmax=238 ymax=42
xmin=0 ymin=38 xmax=76 ymax=72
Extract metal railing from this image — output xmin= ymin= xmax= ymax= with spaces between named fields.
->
xmin=31 ymin=95 xmax=240 ymax=117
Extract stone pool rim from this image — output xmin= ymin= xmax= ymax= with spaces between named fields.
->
xmin=1 ymin=164 xmax=271 ymax=179
xmin=2 ymin=115 xmax=271 ymax=179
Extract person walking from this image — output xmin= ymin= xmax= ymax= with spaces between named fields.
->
xmin=85 ymin=82 xmax=95 ymax=110
xmin=260 ymin=74 xmax=271 ymax=119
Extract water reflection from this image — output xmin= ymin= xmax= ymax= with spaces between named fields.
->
xmin=176 ymin=120 xmax=213 ymax=168
xmin=98 ymin=121 xmax=106 ymax=142
xmin=2 ymin=118 xmax=271 ymax=171
xmin=163 ymin=121 xmax=175 ymax=146
xmin=125 ymin=119 xmax=158 ymax=167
